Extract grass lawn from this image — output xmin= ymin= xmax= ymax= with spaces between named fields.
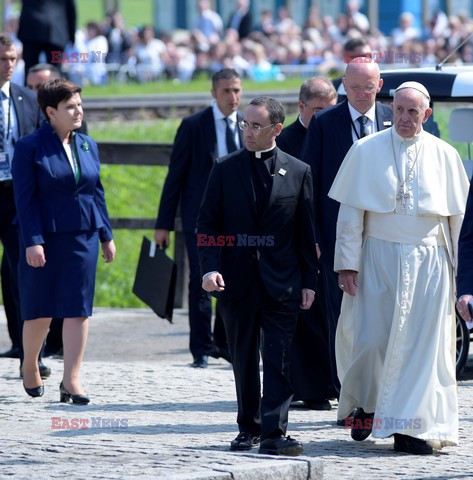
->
xmin=77 ymin=0 xmax=153 ymax=29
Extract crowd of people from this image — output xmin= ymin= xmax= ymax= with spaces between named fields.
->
xmin=3 ymin=0 xmax=473 ymax=86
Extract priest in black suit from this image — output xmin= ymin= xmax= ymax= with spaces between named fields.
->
xmin=198 ymin=97 xmax=317 ymax=456
xmin=277 ymin=77 xmax=337 ymax=411
xmin=301 ymin=59 xmax=393 ymax=398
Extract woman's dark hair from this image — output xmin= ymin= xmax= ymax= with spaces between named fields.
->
xmin=37 ymin=78 xmax=82 ymax=120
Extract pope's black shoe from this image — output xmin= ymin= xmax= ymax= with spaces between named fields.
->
xmin=350 ymin=408 xmax=374 ymax=441
xmin=190 ymin=355 xmax=208 ymax=368
xmin=230 ymin=432 xmax=260 ymax=451
xmin=258 ymin=435 xmax=303 ymax=456
xmin=394 ymin=434 xmax=433 ymax=455
xmin=337 ymin=409 xmax=357 ymax=426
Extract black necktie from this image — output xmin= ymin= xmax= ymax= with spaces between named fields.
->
xmin=357 ymin=115 xmax=368 ymax=138
xmin=225 ymin=117 xmax=238 ymax=154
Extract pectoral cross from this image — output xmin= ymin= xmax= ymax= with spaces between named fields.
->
xmin=396 ymin=185 xmax=411 ymax=207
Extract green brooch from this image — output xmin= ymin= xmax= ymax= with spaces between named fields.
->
xmin=81 ymin=141 xmax=90 ymax=152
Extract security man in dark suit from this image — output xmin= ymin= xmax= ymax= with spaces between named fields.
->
xmin=198 ymin=96 xmax=317 ymax=456
xmin=277 ymin=77 xmax=338 ymax=411
xmin=154 ymin=69 xmax=243 ymax=368
xmin=301 ymin=59 xmax=393 ymax=397
xmin=0 ymin=34 xmax=46 ymax=374
xmin=18 ymin=0 xmax=77 ymax=77
xmin=456 ymin=178 xmax=473 ymax=323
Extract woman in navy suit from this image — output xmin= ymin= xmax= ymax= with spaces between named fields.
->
xmin=12 ymin=79 xmax=116 ymax=403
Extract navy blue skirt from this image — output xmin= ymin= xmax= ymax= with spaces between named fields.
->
xmin=19 ymin=231 xmax=99 ymax=320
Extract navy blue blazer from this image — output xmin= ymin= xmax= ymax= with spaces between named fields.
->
xmin=11 ymin=121 xmax=113 ymax=248
xmin=300 ymin=100 xmax=393 ymax=268
xmin=155 ymin=106 xmax=244 ymax=234
xmin=457 ymin=177 xmax=473 ymax=297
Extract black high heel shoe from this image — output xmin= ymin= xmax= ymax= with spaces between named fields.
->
xmin=59 ymin=381 xmax=90 ymax=405
xmin=23 ymin=383 xmax=44 ymax=398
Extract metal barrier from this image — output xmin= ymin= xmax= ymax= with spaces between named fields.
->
xmin=83 ymin=90 xmax=300 ymax=118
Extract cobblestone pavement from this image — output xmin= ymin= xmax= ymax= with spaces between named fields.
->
xmin=1 ymin=308 xmax=472 ymax=479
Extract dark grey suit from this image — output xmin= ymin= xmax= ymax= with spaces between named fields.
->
xmin=0 ymin=82 xmax=43 ymax=359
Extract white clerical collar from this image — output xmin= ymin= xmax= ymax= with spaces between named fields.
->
xmin=255 ymin=145 xmax=276 ymax=158
xmin=347 ymin=101 xmax=376 ymax=125
xmin=1 ymin=81 xmax=11 ymax=98
xmin=391 ymin=125 xmax=424 ymax=145
xmin=212 ymin=101 xmax=237 ymax=123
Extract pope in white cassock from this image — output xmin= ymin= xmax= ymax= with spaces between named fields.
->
xmin=328 ymin=81 xmax=469 ymax=454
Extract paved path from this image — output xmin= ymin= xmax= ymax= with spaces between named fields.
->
xmin=1 ymin=308 xmax=472 ymax=479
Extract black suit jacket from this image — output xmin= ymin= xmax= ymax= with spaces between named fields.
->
xmin=198 ymin=147 xmax=317 ymax=302
xmin=155 ymin=106 xmax=243 ymax=233
xmin=18 ymin=0 xmax=76 ymax=47
xmin=10 ymin=83 xmax=44 ymax=139
xmin=276 ymin=117 xmax=307 ymax=159
xmin=457 ymin=177 xmax=473 ymax=297
xmin=300 ymin=100 xmax=393 ymax=268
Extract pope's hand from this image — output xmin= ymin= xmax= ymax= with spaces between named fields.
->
xmin=338 ymin=270 xmax=358 ymax=297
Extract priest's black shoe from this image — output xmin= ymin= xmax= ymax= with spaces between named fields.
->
xmin=350 ymin=408 xmax=374 ymax=441
xmin=0 ymin=346 xmax=21 ymax=358
xmin=190 ymin=355 xmax=208 ymax=368
xmin=303 ymin=399 xmax=332 ymax=411
xmin=60 ymin=382 xmax=90 ymax=405
xmin=20 ymin=361 xmax=52 ymax=379
xmin=258 ymin=435 xmax=303 ymax=456
xmin=23 ymin=383 xmax=44 ymax=398
xmin=230 ymin=432 xmax=259 ymax=451
xmin=394 ymin=434 xmax=433 ymax=455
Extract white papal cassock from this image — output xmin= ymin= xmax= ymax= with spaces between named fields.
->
xmin=328 ymin=126 xmax=469 ymax=448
